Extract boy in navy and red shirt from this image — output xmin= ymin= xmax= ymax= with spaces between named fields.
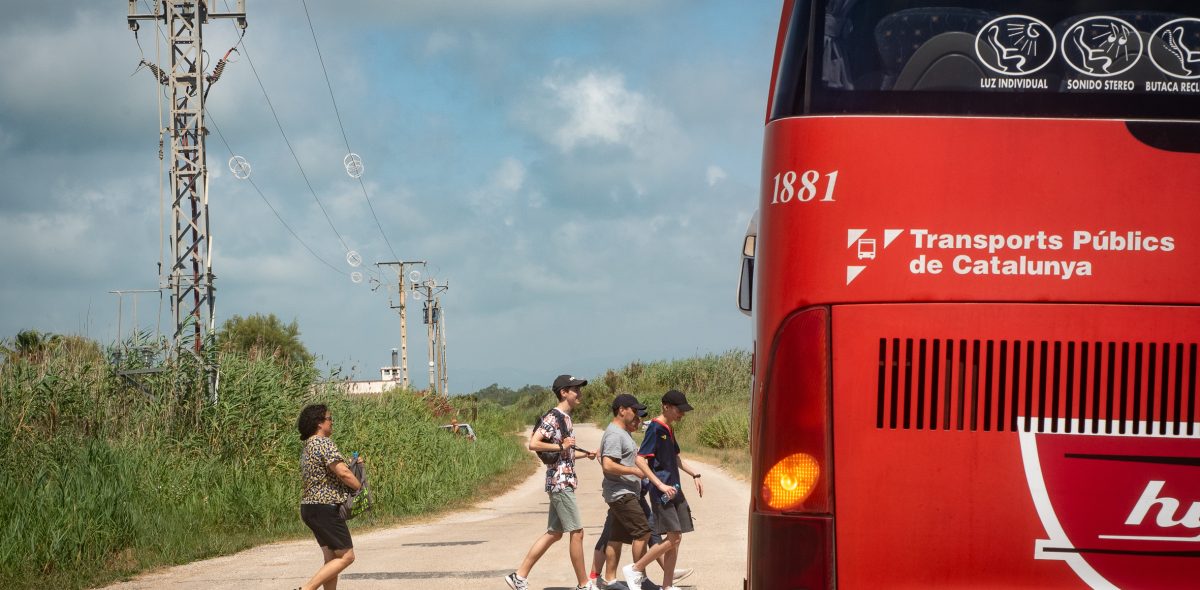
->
xmin=636 ymin=390 xmax=704 ymax=590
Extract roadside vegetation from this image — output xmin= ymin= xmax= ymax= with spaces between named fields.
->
xmin=577 ymin=351 xmax=753 ymax=477
xmin=0 ymin=328 xmax=530 ymax=590
xmin=0 ymin=320 xmax=750 ymax=589
xmin=475 ymin=351 xmax=753 ymax=477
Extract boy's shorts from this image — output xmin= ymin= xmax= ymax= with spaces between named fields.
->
xmin=606 ymin=493 xmax=651 ymax=543
xmin=548 ymin=489 xmax=583 ymax=532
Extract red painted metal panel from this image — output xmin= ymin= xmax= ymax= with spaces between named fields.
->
xmin=754 ymin=117 xmax=1200 ymax=358
xmin=832 ymin=303 xmax=1200 ymax=588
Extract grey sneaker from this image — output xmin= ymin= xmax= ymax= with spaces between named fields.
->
xmin=622 ymin=564 xmax=646 ymax=587
xmin=504 ymin=572 xmax=529 ymax=590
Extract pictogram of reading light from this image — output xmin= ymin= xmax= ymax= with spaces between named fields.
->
xmin=762 ymin=453 xmax=820 ymax=510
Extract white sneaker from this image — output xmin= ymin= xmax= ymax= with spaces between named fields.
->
xmin=662 ymin=587 xmax=682 ymax=590
xmin=622 ymin=563 xmax=646 ymax=587
xmin=504 ymin=572 xmax=529 ymax=590
xmin=673 ymin=567 xmax=694 ymax=582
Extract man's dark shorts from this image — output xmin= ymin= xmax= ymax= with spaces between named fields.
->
xmin=652 ymin=494 xmax=695 ymax=535
xmin=301 ymin=504 xmax=354 ymax=550
xmin=606 ymin=493 xmax=652 ymax=543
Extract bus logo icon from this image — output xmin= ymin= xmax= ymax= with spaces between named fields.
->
xmin=857 ymin=239 xmax=876 ymax=260
xmin=846 ymin=229 xmax=903 ymax=285
xmin=976 ymin=15 xmax=1056 ymax=76
xmin=1021 ymin=426 xmax=1200 ymax=588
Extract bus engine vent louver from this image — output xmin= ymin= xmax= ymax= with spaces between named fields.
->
xmin=875 ymin=338 xmax=1199 ymax=435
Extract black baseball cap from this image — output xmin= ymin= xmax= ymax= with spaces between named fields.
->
xmin=662 ymin=389 xmax=694 ymax=411
xmin=612 ymin=393 xmax=648 ymax=417
xmin=553 ymin=374 xmax=588 ymax=392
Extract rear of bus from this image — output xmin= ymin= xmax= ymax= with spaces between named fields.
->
xmin=740 ymin=1 xmax=1200 ymax=588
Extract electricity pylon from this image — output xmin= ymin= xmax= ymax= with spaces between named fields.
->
xmin=128 ymin=1 xmax=247 ymax=356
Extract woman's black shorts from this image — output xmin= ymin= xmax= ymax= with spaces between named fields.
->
xmin=300 ymin=504 xmax=353 ymax=550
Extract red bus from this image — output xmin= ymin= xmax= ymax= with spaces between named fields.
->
xmin=739 ymin=1 xmax=1200 ymax=588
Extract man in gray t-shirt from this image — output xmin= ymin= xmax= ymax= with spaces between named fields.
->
xmin=599 ymin=394 xmax=678 ymax=589
xmin=601 ymin=420 xmax=642 ymax=501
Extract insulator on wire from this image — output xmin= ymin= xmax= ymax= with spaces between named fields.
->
xmin=344 ymin=153 xmax=364 ymax=178
xmin=140 ymin=59 xmax=169 ymax=86
xmin=228 ymin=156 xmax=252 ymax=180
xmin=206 ymin=59 xmax=228 ymax=84
xmin=206 ymin=48 xmax=239 ymax=85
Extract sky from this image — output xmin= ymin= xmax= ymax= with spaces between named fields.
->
xmin=0 ymin=1 xmax=780 ymax=392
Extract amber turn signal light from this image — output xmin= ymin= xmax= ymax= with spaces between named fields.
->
xmin=761 ymin=452 xmax=820 ymax=510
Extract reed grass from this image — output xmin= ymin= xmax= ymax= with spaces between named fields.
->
xmin=570 ymin=350 xmax=752 ymax=477
xmin=0 ymin=337 xmax=528 ymax=589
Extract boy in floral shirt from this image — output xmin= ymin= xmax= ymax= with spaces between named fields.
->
xmin=505 ymin=375 xmax=598 ymax=590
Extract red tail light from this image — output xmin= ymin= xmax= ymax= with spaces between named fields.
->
xmin=748 ymin=307 xmax=833 ymax=590
xmin=754 ymin=306 xmax=832 ymax=514
xmin=748 ymin=513 xmax=834 ymax=590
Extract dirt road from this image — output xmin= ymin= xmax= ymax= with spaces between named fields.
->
xmin=98 ymin=423 xmax=748 ymax=590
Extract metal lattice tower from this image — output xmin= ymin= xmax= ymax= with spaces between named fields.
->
xmin=129 ymin=1 xmax=246 ymax=355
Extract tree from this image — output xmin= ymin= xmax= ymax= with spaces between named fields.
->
xmin=218 ymin=313 xmax=313 ymax=366
xmin=0 ymin=330 xmax=103 ymax=365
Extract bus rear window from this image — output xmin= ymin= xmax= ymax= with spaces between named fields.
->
xmin=773 ymin=0 xmax=1200 ymax=120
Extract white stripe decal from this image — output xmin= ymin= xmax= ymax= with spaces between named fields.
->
xmin=1019 ymin=427 xmax=1119 ymax=590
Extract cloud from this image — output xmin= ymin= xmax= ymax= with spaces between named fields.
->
xmin=358 ymin=0 xmax=658 ymax=24
xmin=534 ymin=69 xmax=675 ymax=156
xmin=706 ymin=165 xmax=728 ymax=186
xmin=0 ymin=0 xmax=777 ymax=393
xmin=423 ymin=31 xmax=461 ymax=57
xmin=468 ymin=157 xmax=527 ymax=217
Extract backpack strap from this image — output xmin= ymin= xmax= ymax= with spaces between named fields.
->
xmin=543 ymin=408 xmax=571 ymax=443
xmin=554 ymin=408 xmax=570 ymax=440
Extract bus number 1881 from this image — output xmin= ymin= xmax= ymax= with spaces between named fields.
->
xmin=771 ymin=170 xmax=839 ymax=204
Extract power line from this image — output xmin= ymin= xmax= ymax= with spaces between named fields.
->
xmin=298 ymin=0 xmax=400 ymax=262
xmin=206 ymin=111 xmax=349 ymax=277
xmin=226 ymin=25 xmax=353 ymax=254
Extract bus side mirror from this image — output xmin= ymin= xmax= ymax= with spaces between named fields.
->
xmin=738 ymin=220 xmax=757 ymax=315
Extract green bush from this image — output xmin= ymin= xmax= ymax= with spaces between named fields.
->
xmin=0 ymin=335 xmax=528 ymax=590
xmin=576 ymin=350 xmax=752 ymax=456
xmin=697 ymin=411 xmax=750 ymax=449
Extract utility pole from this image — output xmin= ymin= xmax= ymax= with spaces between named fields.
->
xmin=437 ymin=299 xmax=448 ymax=395
xmin=413 ymin=278 xmax=448 ymax=396
xmin=375 ymin=260 xmax=425 ymax=389
xmin=128 ymin=1 xmax=247 ymax=357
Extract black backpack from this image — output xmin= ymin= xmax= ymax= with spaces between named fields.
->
xmin=338 ymin=458 xmax=371 ymax=520
xmin=534 ymin=408 xmax=570 ymax=465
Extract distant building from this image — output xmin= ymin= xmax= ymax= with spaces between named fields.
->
xmin=338 ymin=364 xmax=403 ymax=395
xmin=329 ymin=348 xmax=407 ymax=396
